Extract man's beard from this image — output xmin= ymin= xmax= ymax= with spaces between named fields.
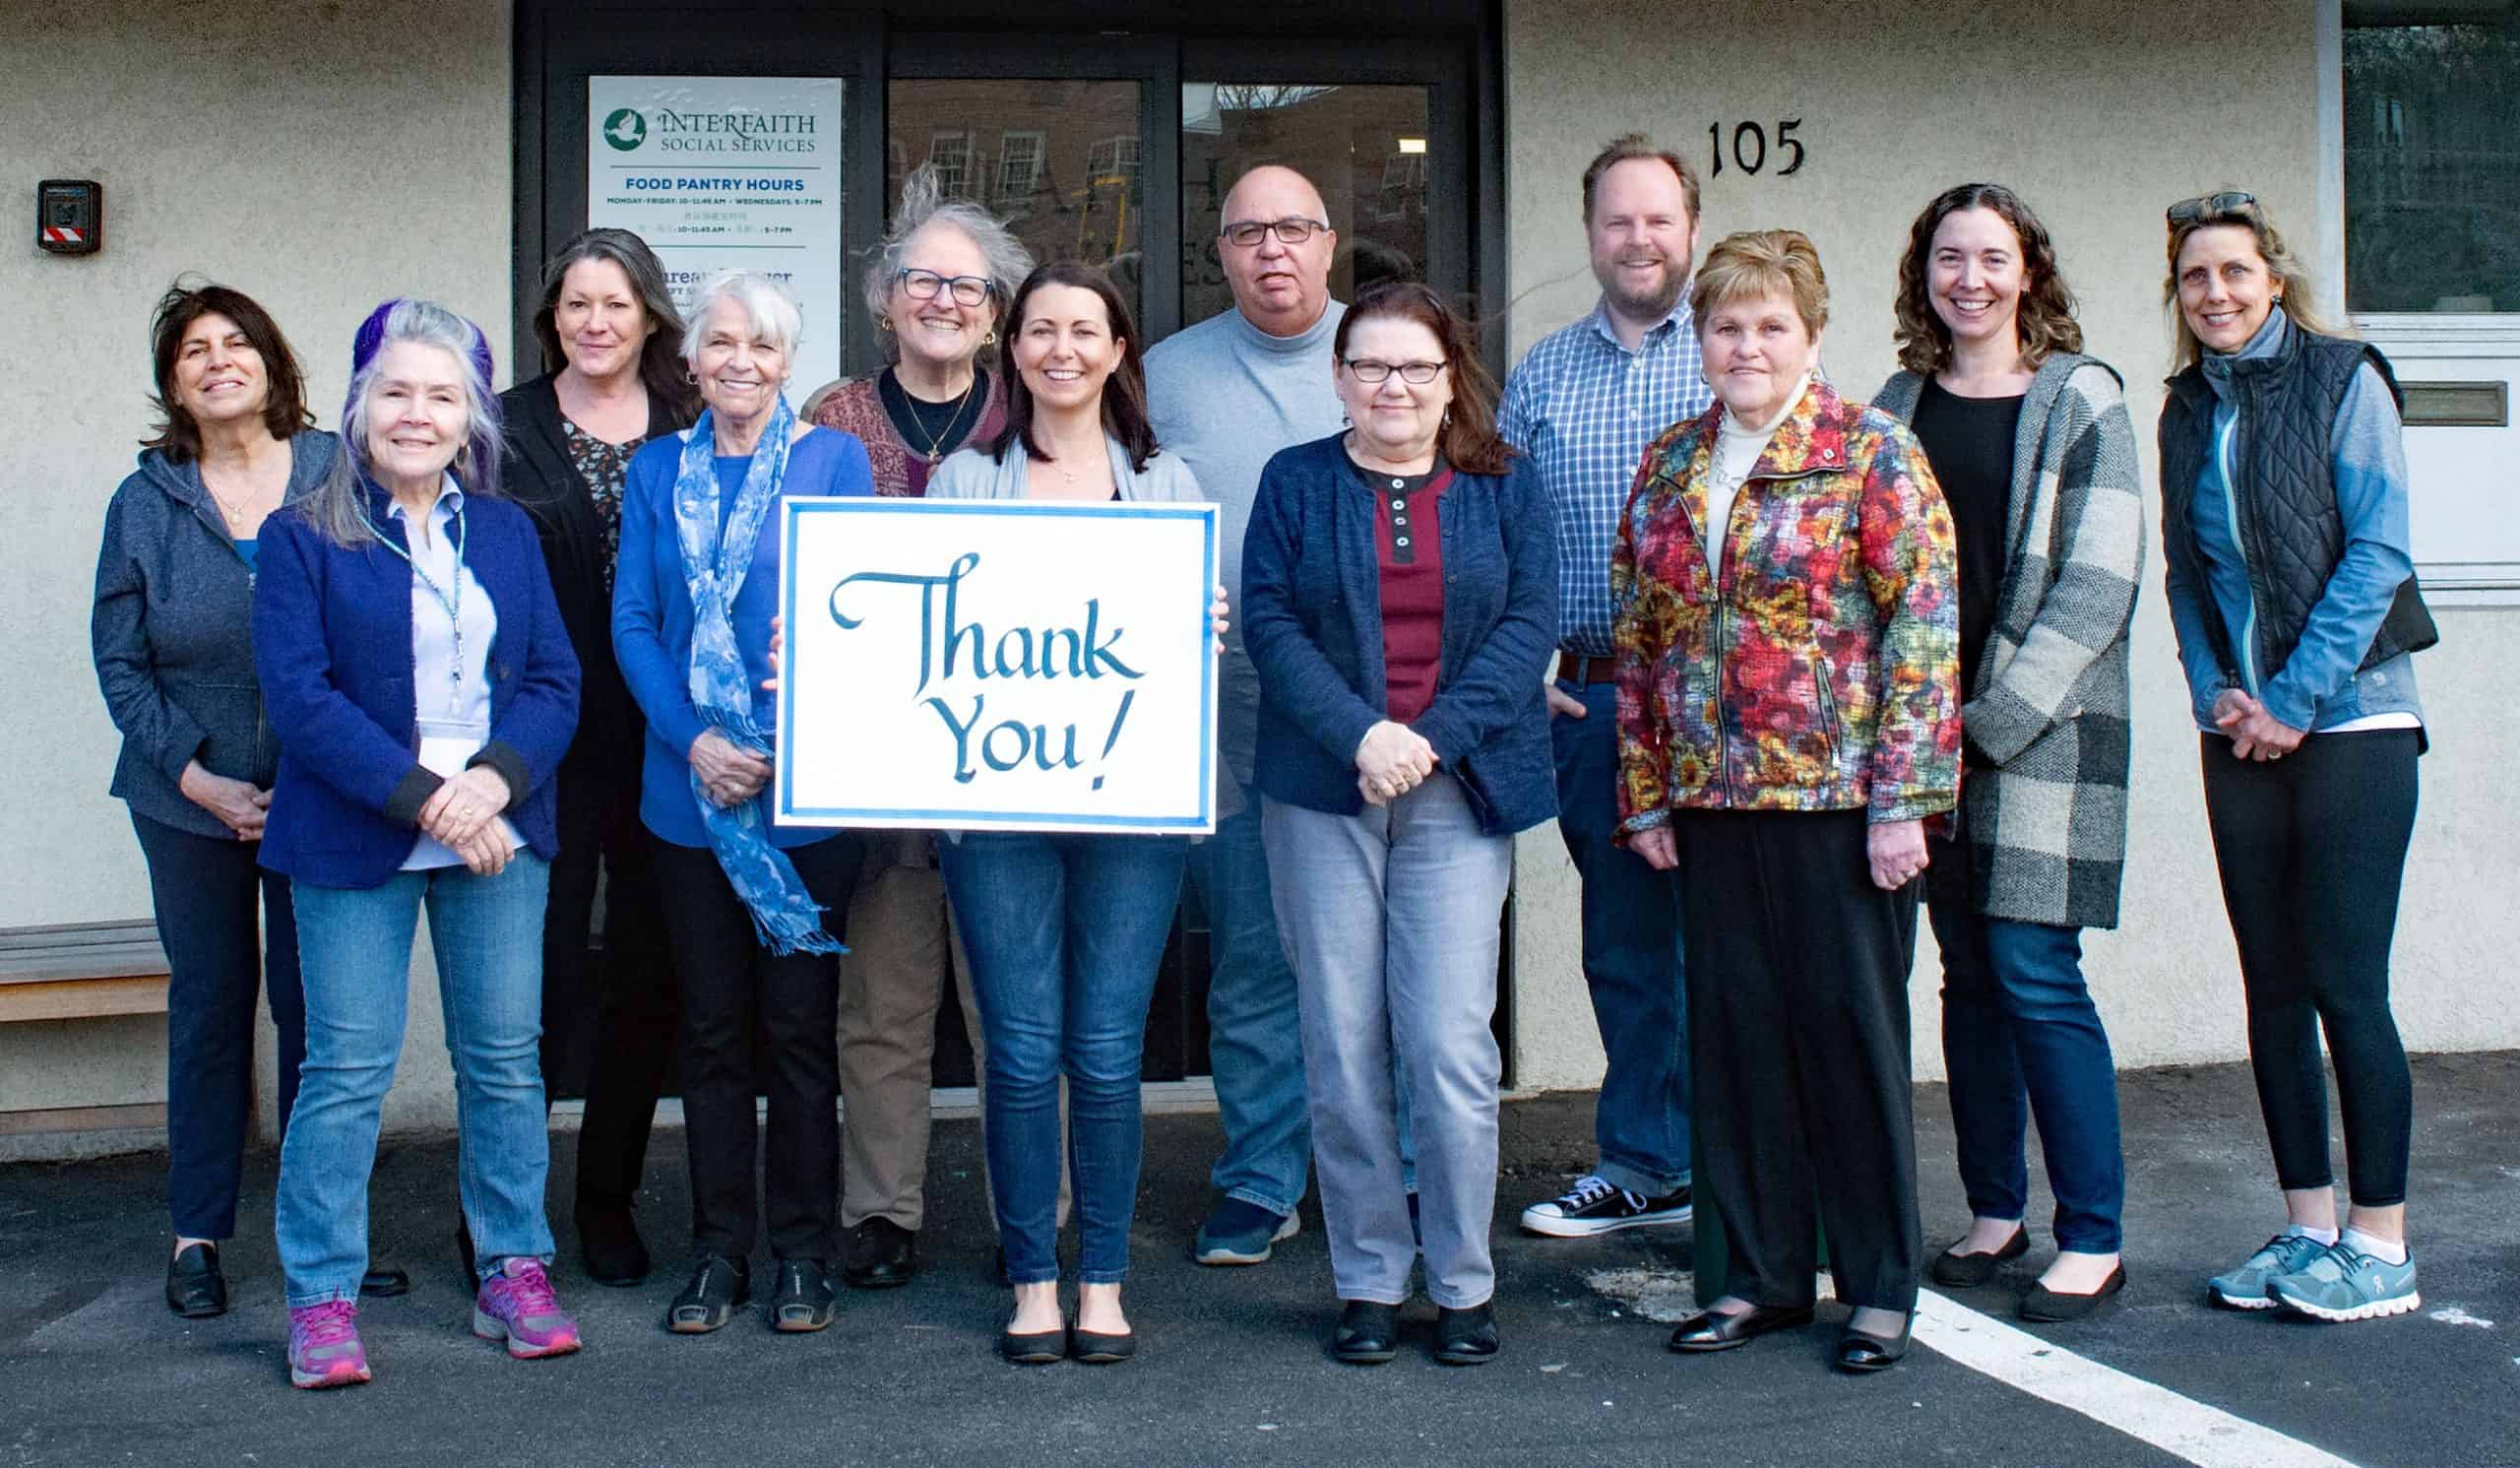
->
xmin=1600 ymin=257 xmax=1684 ymax=321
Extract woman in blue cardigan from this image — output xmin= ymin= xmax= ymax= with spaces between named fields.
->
xmin=254 ymin=300 xmax=581 ymax=1389
xmin=1242 ymin=284 xmax=1558 ymax=1368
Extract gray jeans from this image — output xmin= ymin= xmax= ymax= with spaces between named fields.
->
xmin=1262 ymin=773 xmax=1511 ymax=1308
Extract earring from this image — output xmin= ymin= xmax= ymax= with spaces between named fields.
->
xmin=981 ymin=331 xmax=997 ymax=347
xmin=683 ymin=369 xmax=698 ymax=385
xmin=877 ymin=317 xmax=896 ymax=335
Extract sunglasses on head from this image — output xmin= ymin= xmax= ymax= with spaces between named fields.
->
xmin=2167 ymin=191 xmax=2258 ymax=226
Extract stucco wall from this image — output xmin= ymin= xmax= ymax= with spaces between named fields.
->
xmin=1501 ymin=0 xmax=2519 ymax=1088
xmin=1 ymin=0 xmax=512 ymax=1153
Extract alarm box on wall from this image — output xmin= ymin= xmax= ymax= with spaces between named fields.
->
xmin=36 ymin=180 xmax=102 ymax=255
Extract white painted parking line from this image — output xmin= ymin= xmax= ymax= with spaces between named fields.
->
xmin=1914 ymin=1290 xmax=2361 ymax=1468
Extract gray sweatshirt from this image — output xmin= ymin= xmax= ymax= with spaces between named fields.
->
xmin=1144 ymin=300 xmax=1347 ymax=787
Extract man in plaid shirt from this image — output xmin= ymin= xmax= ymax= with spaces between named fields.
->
xmin=1498 ymin=134 xmax=1711 ymax=1238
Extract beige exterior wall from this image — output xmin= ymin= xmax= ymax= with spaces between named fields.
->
xmin=1501 ymin=0 xmax=2520 ymax=1088
xmin=1 ymin=0 xmax=513 ymax=1155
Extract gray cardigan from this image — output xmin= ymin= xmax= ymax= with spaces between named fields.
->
xmin=1873 ymin=356 xmax=2145 ymax=929
xmin=91 ymin=431 xmax=339 ymax=838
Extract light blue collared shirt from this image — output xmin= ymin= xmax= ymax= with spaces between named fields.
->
xmin=390 ymin=477 xmax=498 ymax=869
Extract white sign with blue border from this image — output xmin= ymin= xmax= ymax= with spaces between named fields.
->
xmin=775 ymin=498 xmax=1219 ymax=834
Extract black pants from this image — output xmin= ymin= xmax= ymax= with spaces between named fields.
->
xmin=2201 ymin=730 xmax=2418 ymax=1207
xmin=653 ymin=835 xmax=861 ymax=1261
xmin=1676 ymin=808 xmax=1922 ymax=1313
xmin=545 ymin=756 xmax=676 ymax=1214
xmin=131 ymin=812 xmax=303 ymax=1241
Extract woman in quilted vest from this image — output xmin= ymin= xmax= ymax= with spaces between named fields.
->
xmin=2158 ymin=191 xmax=2434 ymax=1325
xmin=1874 ymin=183 xmax=2146 ymax=1324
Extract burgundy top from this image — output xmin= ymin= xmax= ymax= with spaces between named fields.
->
xmin=1361 ymin=458 xmax=1453 ymax=724
xmin=806 ymin=370 xmax=1009 ymax=497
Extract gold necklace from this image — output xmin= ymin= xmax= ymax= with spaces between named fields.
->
xmin=202 ymin=465 xmax=278 ymax=531
xmin=901 ymin=370 xmax=981 ymax=466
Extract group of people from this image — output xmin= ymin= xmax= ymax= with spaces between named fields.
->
xmin=88 ymin=131 xmax=2433 ymax=1392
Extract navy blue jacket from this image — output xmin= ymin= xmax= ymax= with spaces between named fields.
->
xmin=1242 ymin=433 xmax=1559 ymax=834
xmin=253 ymin=484 xmax=581 ymax=888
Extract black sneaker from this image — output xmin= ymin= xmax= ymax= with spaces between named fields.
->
xmin=1518 ymin=1175 xmax=1692 ymax=1238
xmin=769 ymin=1259 xmax=836 ymax=1332
xmin=842 ymin=1218 xmax=916 ymax=1289
xmin=666 ymin=1255 xmax=750 ymax=1334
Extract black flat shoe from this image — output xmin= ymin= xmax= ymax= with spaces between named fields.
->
xmin=1332 ymin=1300 xmax=1399 ymax=1365
xmin=358 ymin=1265 xmax=410 ymax=1298
xmin=1669 ymin=1303 xmax=1815 ymax=1353
xmin=1926 ymin=1226 xmax=2029 ymax=1288
xmin=842 ymin=1218 xmax=916 ymax=1290
xmin=2021 ymin=1262 xmax=2127 ymax=1322
xmin=1836 ymin=1316 xmax=1913 ymax=1372
xmin=1433 ymin=1303 xmax=1499 ymax=1366
xmin=1070 ymin=1323 xmax=1136 ymax=1365
xmin=1000 ymin=1319 xmax=1067 ymax=1365
xmin=667 ymin=1254 xmax=750 ymax=1334
xmin=576 ymin=1204 xmax=651 ymax=1288
xmin=770 ymin=1258 xmax=836 ymax=1332
xmin=165 ymin=1243 xmax=226 ymax=1318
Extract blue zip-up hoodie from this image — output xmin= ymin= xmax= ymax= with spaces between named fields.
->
xmin=2162 ymin=310 xmax=2425 ymax=734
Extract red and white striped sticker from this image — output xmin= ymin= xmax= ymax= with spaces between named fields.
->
xmin=41 ymin=224 xmax=86 ymax=246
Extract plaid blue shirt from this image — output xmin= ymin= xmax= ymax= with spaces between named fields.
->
xmin=1498 ymin=295 xmax=1712 ymax=655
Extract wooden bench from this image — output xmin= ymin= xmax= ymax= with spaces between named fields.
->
xmin=0 ymin=921 xmax=172 ymax=1136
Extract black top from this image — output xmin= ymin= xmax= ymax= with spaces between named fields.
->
xmin=878 ymin=366 xmax=989 ymax=463
xmin=1909 ymin=377 xmax=2022 ymax=715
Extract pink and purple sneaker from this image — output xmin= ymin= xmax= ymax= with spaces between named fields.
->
xmin=287 ymin=1301 xmax=371 ymax=1390
xmin=472 ymin=1257 xmax=582 ymax=1359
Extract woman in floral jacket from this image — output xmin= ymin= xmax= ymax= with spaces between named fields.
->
xmin=1612 ymin=229 xmax=1960 ymax=1375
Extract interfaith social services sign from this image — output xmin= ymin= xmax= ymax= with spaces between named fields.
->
xmin=776 ymin=499 xmax=1220 ymax=834
xmin=587 ymin=76 xmax=846 ymax=396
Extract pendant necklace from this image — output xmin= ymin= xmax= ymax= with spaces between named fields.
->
xmin=907 ymin=373 xmax=981 ymax=466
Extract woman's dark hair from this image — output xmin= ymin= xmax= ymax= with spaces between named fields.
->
xmin=143 ymin=281 xmax=314 ymax=462
xmin=1893 ymin=183 xmax=2083 ymax=376
xmin=1333 ymin=283 xmax=1512 ymax=475
xmin=990 ymin=261 xmax=1158 ymax=472
xmin=532 ymin=227 xmax=701 ymax=422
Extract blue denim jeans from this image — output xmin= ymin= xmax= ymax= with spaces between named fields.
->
xmin=276 ymin=857 xmax=554 ymax=1307
xmin=131 ymin=813 xmax=304 ymax=1242
xmin=1549 ymin=678 xmax=1689 ymax=1195
xmin=1927 ymin=870 xmax=2125 ymax=1253
xmin=941 ymin=831 xmax=1188 ymax=1285
xmin=1186 ymin=792 xmax=1311 ymax=1217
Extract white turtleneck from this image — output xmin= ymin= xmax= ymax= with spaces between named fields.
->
xmin=1703 ymin=374 xmax=1811 ymax=576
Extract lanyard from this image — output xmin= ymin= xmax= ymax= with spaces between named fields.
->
xmin=364 ymin=497 xmax=471 ymax=717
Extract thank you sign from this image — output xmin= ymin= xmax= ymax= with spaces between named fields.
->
xmin=776 ymin=499 xmax=1219 ymax=833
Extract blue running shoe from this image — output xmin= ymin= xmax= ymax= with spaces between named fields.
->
xmin=2206 ymin=1231 xmax=2329 ymax=1310
xmin=2268 ymin=1242 xmax=2420 ymax=1322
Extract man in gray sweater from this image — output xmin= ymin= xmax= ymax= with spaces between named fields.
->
xmin=1146 ymin=164 xmax=1348 ymax=1265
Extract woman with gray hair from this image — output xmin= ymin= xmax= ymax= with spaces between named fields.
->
xmin=613 ymin=268 xmax=876 ymax=1334
xmin=798 ymin=164 xmax=1036 ymax=1291
xmin=254 ymin=298 xmax=584 ymax=1388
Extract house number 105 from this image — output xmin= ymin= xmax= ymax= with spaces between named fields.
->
xmin=1708 ymin=120 xmax=1805 ymax=177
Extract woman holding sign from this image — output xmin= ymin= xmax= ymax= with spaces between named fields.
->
xmin=613 ymin=268 xmax=874 ymax=1336
xmin=1241 ymin=283 xmax=1558 ymax=1368
xmin=927 ymin=260 xmax=1207 ymax=1366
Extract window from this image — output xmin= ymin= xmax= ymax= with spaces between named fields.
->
xmin=995 ymin=130 xmax=1044 ymax=214
xmin=1086 ymin=134 xmax=1141 ymax=190
xmin=1376 ymin=151 xmax=1425 ymax=223
xmin=2343 ymin=12 xmax=2520 ymax=313
xmin=927 ymin=130 xmax=973 ymax=199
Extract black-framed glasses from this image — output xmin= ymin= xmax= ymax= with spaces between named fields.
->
xmin=2167 ymin=191 xmax=2259 ymax=226
xmin=1343 ymin=357 xmax=1447 ymax=385
xmin=1220 ymin=217 xmax=1331 ymax=248
xmin=894 ymin=269 xmax=995 ymax=306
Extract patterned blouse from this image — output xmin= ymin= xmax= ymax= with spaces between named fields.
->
xmin=560 ymin=417 xmax=648 ymax=589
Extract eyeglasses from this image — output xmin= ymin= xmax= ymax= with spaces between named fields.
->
xmin=894 ymin=269 xmax=995 ymax=306
xmin=2167 ymin=191 xmax=2258 ymax=226
xmin=1343 ymin=358 xmax=1447 ymax=385
xmin=1220 ymin=217 xmax=1331 ymax=249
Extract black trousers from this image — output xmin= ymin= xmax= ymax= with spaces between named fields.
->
xmin=653 ymin=835 xmax=861 ymax=1261
xmin=2200 ymin=730 xmax=2419 ymax=1207
xmin=545 ymin=755 xmax=676 ymax=1213
xmin=1676 ymin=808 xmax=1922 ymax=1313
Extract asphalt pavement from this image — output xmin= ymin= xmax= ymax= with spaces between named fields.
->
xmin=4 ymin=1053 xmax=2515 ymax=1468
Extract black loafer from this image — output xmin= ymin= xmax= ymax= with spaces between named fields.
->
xmin=166 ymin=1242 xmax=226 ymax=1318
xmin=1926 ymin=1226 xmax=2029 ymax=1288
xmin=770 ymin=1258 xmax=837 ymax=1332
xmin=1000 ymin=1320 xmax=1066 ymax=1365
xmin=1434 ymin=1302 xmax=1500 ymax=1365
xmin=2021 ymin=1262 xmax=2127 ymax=1322
xmin=842 ymin=1218 xmax=917 ymax=1290
xmin=1836 ymin=1315 xmax=1913 ymax=1372
xmin=1071 ymin=1324 xmax=1136 ymax=1365
xmin=1669 ymin=1302 xmax=1815 ymax=1352
xmin=358 ymin=1265 xmax=410 ymax=1298
xmin=1332 ymin=1300 xmax=1400 ymax=1365
xmin=667 ymin=1255 xmax=750 ymax=1334
xmin=576 ymin=1204 xmax=652 ymax=1288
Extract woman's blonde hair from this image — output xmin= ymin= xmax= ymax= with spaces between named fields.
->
xmin=1692 ymin=229 xmax=1829 ymax=340
xmin=2164 ymin=192 xmax=2349 ymax=373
